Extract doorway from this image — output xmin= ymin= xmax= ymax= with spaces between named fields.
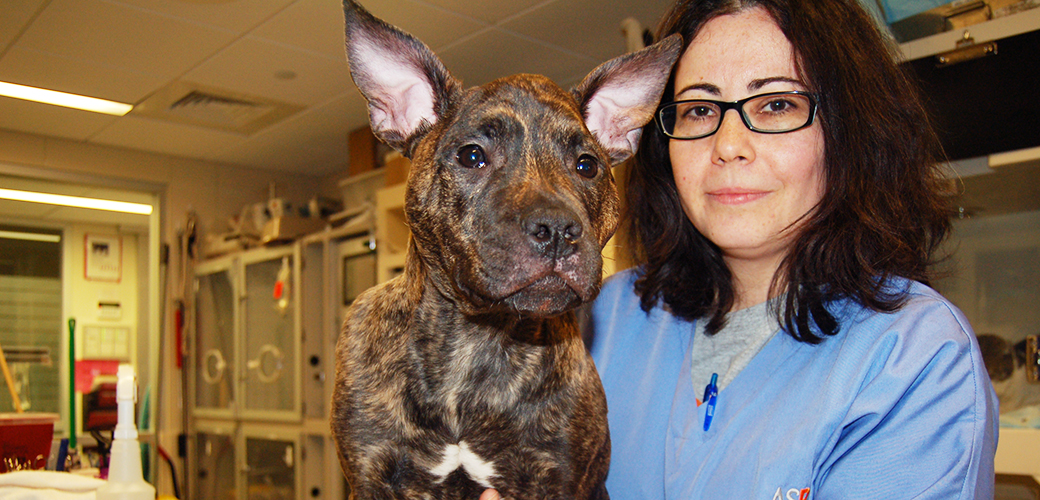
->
xmin=0 ymin=165 xmax=162 ymax=473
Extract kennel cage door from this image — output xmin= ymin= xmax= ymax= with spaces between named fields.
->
xmin=192 ymin=426 xmax=238 ymax=500
xmin=194 ymin=259 xmax=237 ymax=416
xmin=240 ymin=247 xmax=301 ymax=419
xmin=243 ymin=429 xmax=300 ymax=500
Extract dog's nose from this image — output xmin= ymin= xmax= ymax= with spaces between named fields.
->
xmin=524 ymin=207 xmax=583 ymax=258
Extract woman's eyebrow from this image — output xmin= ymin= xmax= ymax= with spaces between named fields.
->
xmin=675 ymin=82 xmax=721 ymax=98
xmin=748 ymin=76 xmax=806 ymax=92
xmin=675 ymin=77 xmax=806 ymax=99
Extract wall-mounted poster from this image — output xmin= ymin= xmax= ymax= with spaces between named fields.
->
xmin=85 ymin=234 xmax=121 ymax=282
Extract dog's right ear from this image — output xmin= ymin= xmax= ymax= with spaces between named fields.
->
xmin=572 ymin=34 xmax=683 ymax=164
xmin=343 ymin=0 xmax=461 ymax=156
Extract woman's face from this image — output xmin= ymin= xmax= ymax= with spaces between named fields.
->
xmin=669 ymin=7 xmax=825 ymax=273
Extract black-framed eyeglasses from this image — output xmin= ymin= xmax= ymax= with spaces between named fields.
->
xmin=656 ymin=91 xmax=819 ymax=140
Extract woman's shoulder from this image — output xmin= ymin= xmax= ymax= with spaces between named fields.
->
xmin=836 ymin=277 xmax=973 ymax=344
xmin=819 ymin=276 xmax=994 ymax=418
xmin=823 ymin=277 xmax=987 ymax=398
xmin=810 ymin=282 xmax=998 ymax=499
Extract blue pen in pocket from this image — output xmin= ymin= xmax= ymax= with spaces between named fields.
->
xmin=703 ymin=373 xmax=718 ymax=431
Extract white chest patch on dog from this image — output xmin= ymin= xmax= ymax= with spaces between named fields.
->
xmin=429 ymin=441 xmax=497 ymax=488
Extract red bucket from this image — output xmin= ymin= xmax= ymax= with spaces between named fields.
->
xmin=0 ymin=413 xmax=58 ymax=472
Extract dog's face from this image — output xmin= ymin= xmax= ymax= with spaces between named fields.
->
xmin=343 ymin=0 xmax=681 ymax=317
xmin=406 ymin=76 xmax=619 ymax=316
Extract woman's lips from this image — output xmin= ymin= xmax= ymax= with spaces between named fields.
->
xmin=707 ymin=188 xmax=769 ymax=205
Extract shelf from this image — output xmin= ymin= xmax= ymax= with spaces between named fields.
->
xmin=898 ymin=6 xmax=1040 ymax=60
xmin=996 ymin=427 xmax=1040 ymax=478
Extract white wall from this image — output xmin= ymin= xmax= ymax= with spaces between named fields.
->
xmin=64 ymin=227 xmax=138 ymax=350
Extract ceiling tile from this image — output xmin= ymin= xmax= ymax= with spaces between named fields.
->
xmin=213 ymin=92 xmax=367 ymax=175
xmin=184 ymin=35 xmax=351 ymax=106
xmin=437 ymin=28 xmax=596 ymax=87
xmin=0 ymin=0 xmax=47 ymax=52
xmin=16 ymin=0 xmax=239 ymax=78
xmin=112 ymin=0 xmax=296 ymax=33
xmin=500 ymin=0 xmax=674 ymax=62
xmin=417 ymin=0 xmax=546 ymax=25
xmin=89 ymin=114 xmax=247 ymax=161
xmin=251 ymin=0 xmax=349 ymax=59
xmin=0 ymin=129 xmax=47 ymax=166
xmin=0 ymin=97 xmax=118 ymax=141
xmin=362 ymin=0 xmax=487 ymax=51
xmin=0 ymin=46 xmax=166 ymax=103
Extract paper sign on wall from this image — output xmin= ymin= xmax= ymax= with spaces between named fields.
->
xmin=84 ymin=233 xmax=121 ymax=282
xmin=81 ymin=325 xmax=131 ymax=360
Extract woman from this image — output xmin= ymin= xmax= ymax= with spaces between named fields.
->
xmin=583 ymin=0 xmax=998 ymax=499
xmin=482 ymin=0 xmax=997 ymax=498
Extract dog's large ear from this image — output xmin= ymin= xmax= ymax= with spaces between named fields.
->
xmin=572 ymin=34 xmax=683 ymax=164
xmin=343 ymin=0 xmax=461 ymax=155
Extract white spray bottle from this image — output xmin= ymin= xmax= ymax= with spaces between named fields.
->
xmin=96 ymin=364 xmax=156 ymax=500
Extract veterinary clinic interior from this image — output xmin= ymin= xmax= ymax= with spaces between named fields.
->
xmin=0 ymin=0 xmax=1037 ymax=498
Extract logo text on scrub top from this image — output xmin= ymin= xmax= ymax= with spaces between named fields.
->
xmin=772 ymin=487 xmax=810 ymax=500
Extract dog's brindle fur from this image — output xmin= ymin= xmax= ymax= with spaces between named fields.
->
xmin=332 ymin=2 xmax=681 ymax=499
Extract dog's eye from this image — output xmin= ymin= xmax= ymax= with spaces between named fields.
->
xmin=575 ymin=155 xmax=599 ymax=179
xmin=456 ymin=145 xmax=487 ymax=169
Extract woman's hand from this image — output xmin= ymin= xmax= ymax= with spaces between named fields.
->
xmin=479 ymin=489 xmax=501 ymax=500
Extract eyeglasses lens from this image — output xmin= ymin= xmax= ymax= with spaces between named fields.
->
xmin=660 ymin=92 xmax=814 ymax=139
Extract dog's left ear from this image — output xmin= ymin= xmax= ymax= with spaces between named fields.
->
xmin=343 ymin=0 xmax=461 ymax=156
xmin=572 ymin=34 xmax=683 ymax=164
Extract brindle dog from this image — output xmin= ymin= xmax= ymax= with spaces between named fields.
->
xmin=331 ymin=2 xmax=680 ymax=499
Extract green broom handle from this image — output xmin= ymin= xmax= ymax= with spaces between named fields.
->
xmin=68 ymin=317 xmax=76 ymax=450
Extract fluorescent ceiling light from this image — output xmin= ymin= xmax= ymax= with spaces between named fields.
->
xmin=0 ymin=81 xmax=133 ymax=116
xmin=0 ymin=188 xmax=152 ymax=215
xmin=0 ymin=230 xmax=61 ymax=243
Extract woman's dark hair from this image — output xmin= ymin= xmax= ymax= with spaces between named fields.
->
xmin=626 ymin=0 xmax=953 ymax=342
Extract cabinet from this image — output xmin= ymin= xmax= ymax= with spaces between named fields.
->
xmin=192 ymin=245 xmax=301 ymax=421
xmin=898 ymin=7 xmax=1040 ymax=162
xmin=192 ymin=421 xmax=307 ymax=500
xmin=193 ymin=421 xmax=236 ymax=500
xmin=189 ymin=224 xmax=377 ymax=500
xmin=193 ymin=257 xmax=236 ymax=418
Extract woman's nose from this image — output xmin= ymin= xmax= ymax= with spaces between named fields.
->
xmin=712 ymin=109 xmax=754 ymax=165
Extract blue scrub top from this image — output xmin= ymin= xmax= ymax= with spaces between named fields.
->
xmin=587 ymin=270 xmax=998 ymax=500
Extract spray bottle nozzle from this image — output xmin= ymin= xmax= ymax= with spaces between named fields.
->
xmin=113 ymin=364 xmax=138 ymax=440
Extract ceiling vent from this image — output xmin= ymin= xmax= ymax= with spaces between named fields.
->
xmin=132 ymin=82 xmax=303 ymax=135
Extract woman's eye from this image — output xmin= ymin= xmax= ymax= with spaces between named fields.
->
xmin=676 ymin=102 xmax=718 ymax=126
xmin=681 ymin=104 xmax=715 ymax=120
xmin=763 ymin=98 xmax=795 ymax=114
xmin=691 ymin=105 xmax=714 ymax=117
xmin=456 ymin=145 xmax=486 ymax=169
xmin=576 ymin=154 xmax=599 ymax=179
